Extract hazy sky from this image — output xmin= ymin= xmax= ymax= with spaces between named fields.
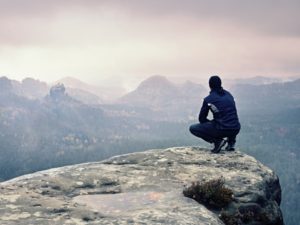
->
xmin=1 ymin=0 xmax=299 ymax=89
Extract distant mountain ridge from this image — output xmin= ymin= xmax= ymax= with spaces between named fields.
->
xmin=0 ymin=76 xmax=107 ymax=105
xmin=0 ymin=76 xmax=48 ymax=99
xmin=119 ymin=75 xmax=178 ymax=105
xmin=232 ymin=78 xmax=300 ymax=112
xmin=0 ymin=74 xmax=299 ymax=225
xmin=234 ymin=76 xmax=282 ymax=85
xmin=118 ymin=75 xmax=206 ymax=121
xmin=55 ymin=77 xmax=126 ymax=103
xmin=119 ymin=75 xmax=206 ymax=105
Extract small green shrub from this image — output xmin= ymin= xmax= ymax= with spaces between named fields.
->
xmin=183 ymin=177 xmax=233 ymax=209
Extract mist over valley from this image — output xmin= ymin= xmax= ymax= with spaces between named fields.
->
xmin=0 ymin=75 xmax=299 ymax=224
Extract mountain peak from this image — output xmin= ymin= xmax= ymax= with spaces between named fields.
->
xmin=0 ymin=76 xmax=13 ymax=92
xmin=138 ymin=75 xmax=175 ymax=90
xmin=55 ymin=76 xmax=90 ymax=88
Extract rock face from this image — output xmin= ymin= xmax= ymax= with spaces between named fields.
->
xmin=50 ymin=83 xmax=67 ymax=100
xmin=0 ymin=147 xmax=283 ymax=225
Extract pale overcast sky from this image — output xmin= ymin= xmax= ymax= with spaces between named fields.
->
xmin=0 ymin=0 xmax=299 ymax=89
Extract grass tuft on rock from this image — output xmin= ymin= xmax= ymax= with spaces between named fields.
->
xmin=183 ymin=177 xmax=233 ymax=209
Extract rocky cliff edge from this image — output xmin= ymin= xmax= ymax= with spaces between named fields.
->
xmin=0 ymin=147 xmax=283 ymax=225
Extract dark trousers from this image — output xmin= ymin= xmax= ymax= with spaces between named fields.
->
xmin=189 ymin=122 xmax=240 ymax=144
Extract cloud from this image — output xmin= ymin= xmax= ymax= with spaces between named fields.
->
xmin=1 ymin=0 xmax=300 ymax=37
xmin=1 ymin=0 xmax=299 ymax=47
xmin=0 ymin=0 xmax=299 ymax=83
xmin=106 ymin=0 xmax=300 ymax=37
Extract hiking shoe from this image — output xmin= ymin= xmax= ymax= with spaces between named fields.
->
xmin=211 ymin=139 xmax=226 ymax=153
xmin=225 ymin=142 xmax=235 ymax=151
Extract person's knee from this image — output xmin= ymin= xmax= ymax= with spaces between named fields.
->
xmin=189 ymin=124 xmax=194 ymax=132
xmin=189 ymin=124 xmax=206 ymax=138
xmin=189 ymin=124 xmax=196 ymax=134
xmin=189 ymin=124 xmax=202 ymax=134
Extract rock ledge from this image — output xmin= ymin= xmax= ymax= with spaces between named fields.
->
xmin=0 ymin=147 xmax=283 ymax=225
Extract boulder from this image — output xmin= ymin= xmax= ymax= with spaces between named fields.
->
xmin=0 ymin=147 xmax=283 ymax=224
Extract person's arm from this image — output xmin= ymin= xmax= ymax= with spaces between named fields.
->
xmin=198 ymin=100 xmax=210 ymax=123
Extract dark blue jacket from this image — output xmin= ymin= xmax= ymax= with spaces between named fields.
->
xmin=199 ymin=89 xmax=240 ymax=130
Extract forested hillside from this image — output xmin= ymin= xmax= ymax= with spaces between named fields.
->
xmin=0 ymin=76 xmax=299 ymax=224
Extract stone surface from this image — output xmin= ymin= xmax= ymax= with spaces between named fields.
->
xmin=0 ymin=147 xmax=283 ymax=224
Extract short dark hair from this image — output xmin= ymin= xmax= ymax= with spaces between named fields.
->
xmin=209 ymin=76 xmax=222 ymax=89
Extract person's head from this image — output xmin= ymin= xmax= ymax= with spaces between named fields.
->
xmin=209 ymin=75 xmax=222 ymax=90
